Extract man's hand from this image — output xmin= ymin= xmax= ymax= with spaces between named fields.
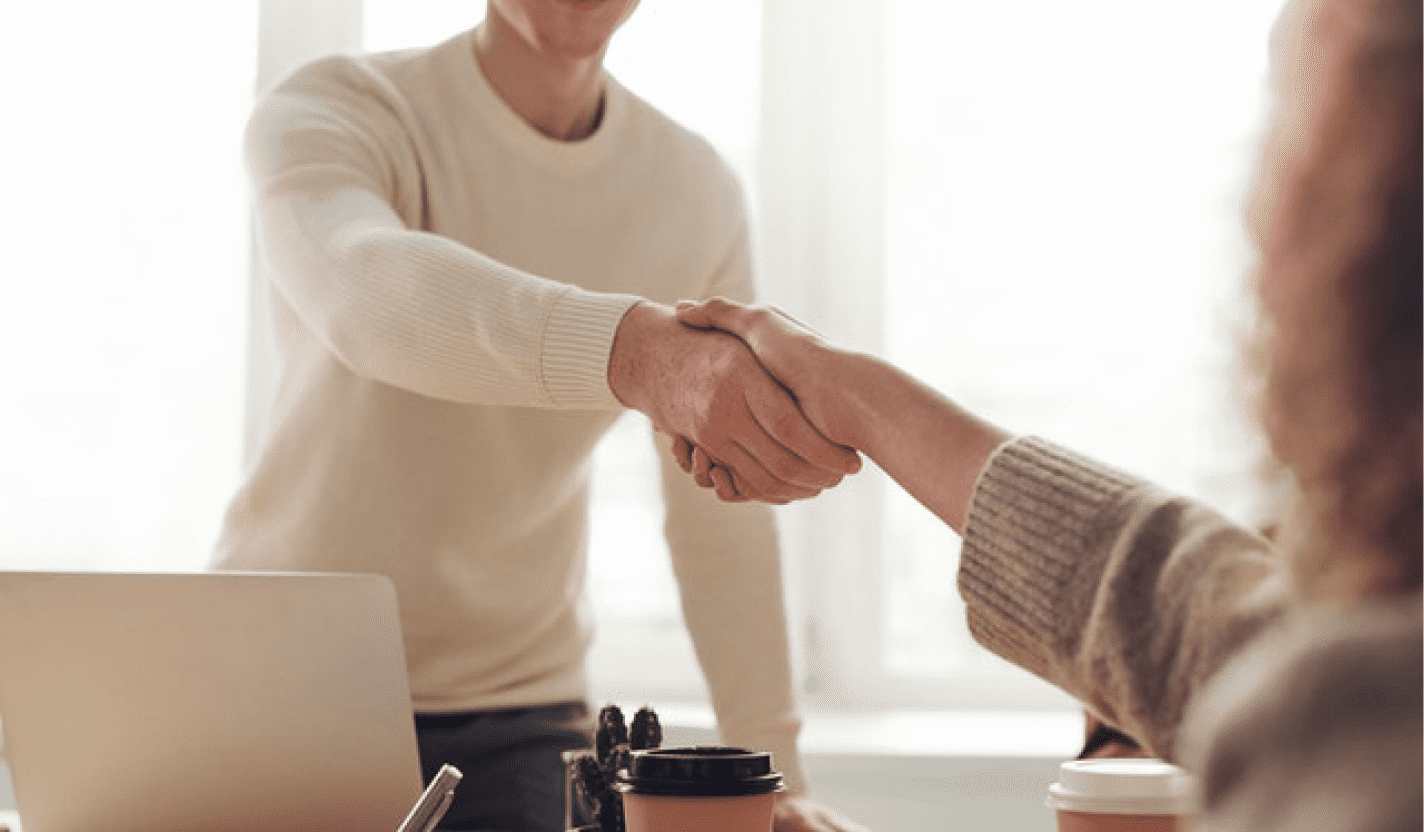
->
xmin=672 ymin=298 xmax=868 ymax=498
xmin=609 ymin=301 xmax=860 ymax=503
xmin=674 ymin=298 xmax=859 ymax=447
xmin=775 ymin=794 xmax=871 ymax=832
xmin=676 ymin=297 xmax=1011 ymax=531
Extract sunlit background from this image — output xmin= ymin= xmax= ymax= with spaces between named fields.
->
xmin=2 ymin=0 xmax=1287 ymax=733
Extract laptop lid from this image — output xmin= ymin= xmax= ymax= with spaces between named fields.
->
xmin=0 ymin=571 xmax=424 ymax=832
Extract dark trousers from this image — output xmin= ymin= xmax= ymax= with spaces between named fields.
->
xmin=415 ymin=701 xmax=593 ymax=832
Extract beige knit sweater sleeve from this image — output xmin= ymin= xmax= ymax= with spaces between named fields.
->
xmin=958 ymin=436 xmax=1290 ymax=761
xmin=960 ymin=437 xmax=1424 ymax=831
xmin=247 ymin=57 xmax=642 ymax=410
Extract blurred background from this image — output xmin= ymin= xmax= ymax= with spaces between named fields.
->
xmin=0 ymin=0 xmax=1288 ymax=824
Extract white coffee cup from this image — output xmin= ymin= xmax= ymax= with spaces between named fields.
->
xmin=1046 ymin=758 xmax=1196 ymax=832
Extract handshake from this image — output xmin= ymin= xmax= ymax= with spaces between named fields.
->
xmin=608 ymin=297 xmax=867 ymax=505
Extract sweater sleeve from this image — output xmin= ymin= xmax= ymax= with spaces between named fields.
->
xmin=247 ymin=57 xmax=643 ymax=409
xmin=653 ymin=429 xmax=806 ymax=794
xmin=958 ymin=436 xmax=1291 ymax=761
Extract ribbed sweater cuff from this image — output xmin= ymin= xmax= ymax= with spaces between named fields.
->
xmin=958 ymin=436 xmax=1139 ymax=679
xmin=540 ymin=288 xmax=644 ymax=409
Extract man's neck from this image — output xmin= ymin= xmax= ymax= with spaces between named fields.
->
xmin=472 ymin=14 xmax=607 ymax=142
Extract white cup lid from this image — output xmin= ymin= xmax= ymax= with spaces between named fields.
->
xmin=1046 ymin=758 xmax=1196 ymax=815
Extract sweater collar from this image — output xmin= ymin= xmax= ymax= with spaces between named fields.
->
xmin=445 ymin=28 xmax=627 ymax=179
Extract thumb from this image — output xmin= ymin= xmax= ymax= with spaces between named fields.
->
xmin=675 ymin=296 xmax=753 ymax=338
xmin=674 ymin=299 xmax=713 ymax=329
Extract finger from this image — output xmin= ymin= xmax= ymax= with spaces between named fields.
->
xmin=740 ymin=390 xmax=861 ymax=485
xmin=747 ymin=382 xmax=862 ymax=476
xmin=714 ymin=465 xmax=792 ymax=505
xmin=672 ymin=298 xmax=713 ymax=329
xmin=700 ymin=431 xmax=820 ymax=502
xmin=691 ymin=445 xmax=716 ymax=489
xmin=717 ymin=439 xmax=821 ymax=502
xmin=708 ymin=464 xmax=745 ymax=503
xmin=671 ymin=435 xmax=695 ymax=474
xmin=675 ymin=296 xmax=757 ymax=338
xmin=730 ymin=465 xmax=792 ymax=505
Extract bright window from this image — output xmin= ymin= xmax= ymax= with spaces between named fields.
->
xmin=876 ymin=0 xmax=1289 ymax=694
xmin=0 ymin=0 xmax=1292 ymax=725
xmin=356 ymin=0 xmax=1290 ymax=717
xmin=0 ymin=2 xmax=256 ymax=572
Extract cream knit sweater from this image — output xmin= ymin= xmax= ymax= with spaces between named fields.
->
xmin=214 ymin=30 xmax=806 ymax=790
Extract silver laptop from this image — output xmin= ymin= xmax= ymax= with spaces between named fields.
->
xmin=0 ymin=571 xmax=425 ymax=832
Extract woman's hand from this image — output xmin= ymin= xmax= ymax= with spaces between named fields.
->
xmin=672 ymin=298 xmax=863 ymax=500
xmin=676 ymin=296 xmax=1010 ymax=529
xmin=676 ymin=298 xmax=863 ymax=442
xmin=610 ymin=301 xmax=861 ymax=504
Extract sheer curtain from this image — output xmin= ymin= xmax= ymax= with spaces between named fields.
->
xmin=755 ymin=0 xmax=1287 ymax=710
xmin=1 ymin=1 xmax=257 ymax=572
xmin=880 ymin=0 xmax=1288 ymax=697
xmin=2 ymin=0 xmax=1289 ymax=723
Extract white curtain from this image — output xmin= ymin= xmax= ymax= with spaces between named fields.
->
xmin=0 ymin=0 xmax=1286 ymax=716
xmin=0 ymin=1 xmax=258 ymax=572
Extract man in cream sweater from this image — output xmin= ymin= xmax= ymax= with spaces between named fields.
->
xmin=214 ymin=2 xmax=863 ymax=831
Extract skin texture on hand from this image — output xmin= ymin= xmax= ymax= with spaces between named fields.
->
xmin=674 ymin=301 xmax=860 ymax=445
xmin=608 ymin=301 xmax=861 ymax=503
xmin=775 ymin=794 xmax=872 ymax=832
xmin=668 ymin=300 xmax=859 ymax=502
xmin=676 ymin=297 xmax=1011 ymax=531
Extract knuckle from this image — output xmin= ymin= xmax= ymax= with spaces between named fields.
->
xmin=768 ymin=408 xmax=802 ymax=439
xmin=765 ymin=453 xmax=807 ymax=483
xmin=744 ymin=470 xmax=778 ymax=498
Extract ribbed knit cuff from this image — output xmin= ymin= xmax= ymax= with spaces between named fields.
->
xmin=539 ymin=287 xmax=645 ymax=409
xmin=958 ymin=436 xmax=1140 ymax=679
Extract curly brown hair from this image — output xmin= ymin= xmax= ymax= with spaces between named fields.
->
xmin=1257 ymin=0 xmax=1421 ymax=601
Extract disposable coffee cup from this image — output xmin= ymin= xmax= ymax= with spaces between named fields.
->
xmin=616 ymin=746 xmax=784 ymax=832
xmin=1047 ymin=759 xmax=1196 ymax=832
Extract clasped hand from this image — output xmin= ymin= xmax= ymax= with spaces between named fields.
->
xmin=608 ymin=301 xmax=859 ymax=503
xmin=670 ymin=298 xmax=861 ymax=502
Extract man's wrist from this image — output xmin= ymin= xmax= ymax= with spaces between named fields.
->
xmin=607 ymin=300 xmax=661 ymax=410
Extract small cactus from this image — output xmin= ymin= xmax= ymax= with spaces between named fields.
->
xmin=595 ymin=704 xmax=628 ymax=770
xmin=629 ymin=706 xmax=662 ymax=751
xmin=576 ymin=704 xmax=664 ymax=832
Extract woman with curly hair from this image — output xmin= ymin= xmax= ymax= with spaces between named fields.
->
xmin=673 ymin=0 xmax=1421 ymax=828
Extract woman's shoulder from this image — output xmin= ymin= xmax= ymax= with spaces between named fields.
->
xmin=1184 ymin=593 xmax=1421 ymax=832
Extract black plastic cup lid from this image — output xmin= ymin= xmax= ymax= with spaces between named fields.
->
xmin=615 ymin=746 xmax=785 ymax=797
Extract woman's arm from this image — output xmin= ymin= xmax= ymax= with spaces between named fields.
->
xmin=675 ymin=299 xmax=1008 ymax=530
xmin=676 ymin=297 xmax=1291 ymax=760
